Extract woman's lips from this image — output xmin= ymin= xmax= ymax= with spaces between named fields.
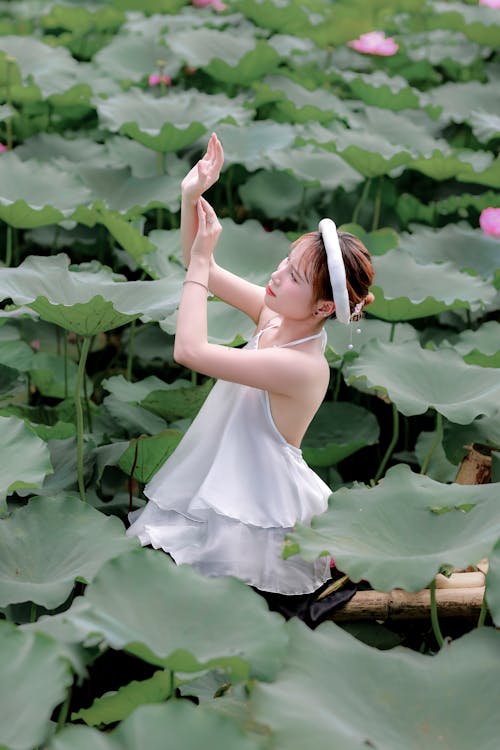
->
xmin=266 ymin=285 xmax=276 ymax=297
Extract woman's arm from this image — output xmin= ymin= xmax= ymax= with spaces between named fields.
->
xmin=180 ymin=133 xmax=266 ymax=324
xmin=174 ymin=200 xmax=324 ymax=398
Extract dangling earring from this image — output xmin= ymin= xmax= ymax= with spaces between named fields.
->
xmin=347 ymin=301 xmax=364 ymax=350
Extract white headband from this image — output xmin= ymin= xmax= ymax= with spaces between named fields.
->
xmin=318 ymin=218 xmax=351 ymax=325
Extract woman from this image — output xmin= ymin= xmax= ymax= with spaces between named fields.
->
xmin=127 ymin=133 xmax=375 ymax=598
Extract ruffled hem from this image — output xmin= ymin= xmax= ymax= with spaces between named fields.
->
xmin=127 ymin=499 xmax=330 ymax=596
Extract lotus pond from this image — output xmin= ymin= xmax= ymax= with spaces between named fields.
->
xmin=0 ymin=0 xmax=500 ymax=748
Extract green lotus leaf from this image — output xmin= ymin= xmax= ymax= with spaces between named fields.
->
xmin=457 ymin=154 xmax=500 ymax=190
xmin=441 ymin=321 xmax=500 ymax=368
xmin=51 ymin=702 xmax=261 ymax=750
xmin=232 ymin=0 xmax=315 ymax=37
xmin=118 ymin=429 xmax=183 ymax=484
xmin=94 ymin=33 xmax=176 ymax=83
xmin=430 ymin=1 xmax=500 ymax=46
xmin=0 ymin=337 xmax=34 ymax=371
xmin=0 ymin=152 xmax=91 ymax=227
xmin=399 ymin=223 xmax=500 ymax=280
xmin=0 ymin=254 xmax=182 ymax=335
xmin=486 ymin=538 xmax=500 ymax=626
xmin=269 ymin=146 xmax=363 ymax=192
xmin=302 ymin=402 xmax=379 ymax=467
xmin=337 ymin=223 xmax=400 ymax=256
xmin=428 ymin=79 xmax=500 ymax=126
xmin=96 ymin=209 xmax=161 ymax=267
xmin=410 ymin=148 xmax=498 ymax=185
xmin=0 ymin=362 xmax=22 ymax=395
xmin=329 ymin=129 xmax=412 ymax=178
xmin=405 ymin=29 xmax=490 ymax=67
xmin=252 ymin=74 xmax=352 ymax=123
xmin=325 ymin=317 xmax=418 ymax=360
xmin=78 ymin=166 xmax=180 ymax=216
xmin=341 ymin=70 xmax=427 ymax=111
xmin=0 ymin=494 xmax=137 ymax=608
xmin=102 ymin=394 xmax=167 ymax=437
xmin=368 ymin=250 xmax=495 ymax=321
xmin=108 ymin=0 xmax=185 ymax=11
xmin=239 ymin=170 xmax=307 ymax=219
xmin=96 ymin=89 xmax=251 ymax=152
xmin=44 ymin=548 xmax=288 ymax=681
xmin=442 ymin=411 xmax=500 ymax=465
xmin=253 ymin=619 xmax=500 ymax=750
xmin=215 ymin=120 xmax=296 ymax=171
xmin=470 ymin=111 xmax=500 ymax=145
xmin=0 ymin=621 xmax=73 ymax=750
xmin=344 ymin=339 xmax=500 ymax=424
xmin=205 ymin=301 xmax=257 ymax=345
xmin=286 ymin=463 xmax=500 ymax=592
xmin=29 ymin=352 xmax=91 ymax=399
xmin=0 ymin=34 xmax=84 ymax=97
xmin=0 ymin=416 xmax=52 ymax=512
xmin=42 ymin=4 xmax=125 ymax=34
xmin=16 ymin=132 xmax=112 ymax=169
xmin=396 ymin=189 xmax=500 ymax=226
xmin=32 ymin=437 xmax=95 ymax=497
xmin=414 ymin=430 xmax=458 ymax=483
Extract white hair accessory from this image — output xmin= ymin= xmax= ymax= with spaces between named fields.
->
xmin=318 ymin=218 xmax=351 ymax=325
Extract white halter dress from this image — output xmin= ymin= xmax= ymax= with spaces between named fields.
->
xmin=127 ymin=323 xmax=332 ymax=595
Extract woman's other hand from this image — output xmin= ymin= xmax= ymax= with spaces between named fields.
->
xmin=181 ymin=132 xmax=224 ymax=202
xmin=191 ymin=197 xmax=222 ymax=259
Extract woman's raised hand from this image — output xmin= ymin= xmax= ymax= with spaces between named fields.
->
xmin=181 ymin=132 xmax=224 ymax=202
xmin=190 ymin=197 xmax=222 ymax=259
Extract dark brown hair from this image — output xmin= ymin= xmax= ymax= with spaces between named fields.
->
xmin=294 ymin=230 xmax=374 ymax=317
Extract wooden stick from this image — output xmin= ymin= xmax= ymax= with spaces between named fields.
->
xmin=330 ymin=587 xmax=485 ymax=621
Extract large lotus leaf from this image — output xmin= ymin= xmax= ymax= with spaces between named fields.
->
xmin=328 ymin=128 xmax=412 ymax=178
xmin=302 ymin=402 xmax=379 ymax=467
xmin=456 ymin=154 xmax=500 ymax=190
xmin=405 ymin=28 xmax=490 ymax=67
xmin=96 ymin=209 xmax=160 ymax=267
xmin=470 ymin=111 xmax=500 ymax=145
xmin=78 ymin=166 xmax=180 ymax=216
xmin=440 ymin=321 xmax=500 ymax=368
xmin=118 ymin=429 xmax=182 ymax=484
xmin=0 ymin=254 xmax=182 ymax=335
xmin=41 ymin=4 xmax=125 ymax=34
xmin=0 ymin=35 xmax=83 ymax=98
xmin=42 ymin=548 xmax=288 ymax=681
xmin=0 ymin=151 xmax=91 ymax=227
xmin=442 ymin=410 xmax=500 ymax=464
xmin=158 ymin=303 xmax=256 ymax=346
xmin=0 ymin=621 xmax=73 ymax=750
xmin=399 ymin=223 xmax=500 ymax=280
xmin=428 ymin=79 xmax=500 ymax=126
xmin=414 ymin=430 xmax=458 ymax=483
xmin=341 ymin=70 xmax=428 ymax=111
xmin=96 ymin=89 xmax=251 ymax=152
xmin=253 ymin=620 xmax=500 ymax=750
xmin=169 ymin=29 xmax=280 ymax=85
xmin=368 ymin=250 xmax=495 ymax=321
xmin=286 ymin=463 xmax=500 ymax=592
xmin=29 ymin=351 xmax=91 ymax=399
xmin=0 ymin=337 xmax=34 ymax=371
xmin=347 ymin=106 xmax=444 ymax=158
xmin=104 ymin=137 xmax=190 ymax=180
xmin=409 ymin=148 xmax=499 ymax=186
xmin=94 ymin=33 xmax=177 ymax=83
xmin=430 ymin=1 xmax=500 ymax=47
xmin=102 ymin=394 xmax=167 ymax=436
xmin=486 ymin=539 xmax=500 ymax=626
xmin=325 ymin=318 xmax=418 ymax=360
xmin=396 ymin=189 xmax=500 ymax=226
xmin=27 ymin=437 xmax=94 ymax=497
xmin=214 ymin=120 xmax=296 ymax=172
xmin=337 ymin=222 xmax=400 ymax=256
xmin=344 ymin=339 xmax=500 ymax=423
xmin=0 ymin=416 xmax=52 ymax=512
xmin=252 ymin=74 xmax=352 ymax=123
xmin=0 ymin=494 xmax=137 ymax=608
xmin=269 ymin=146 xmax=362 ymax=192
xmin=239 ymin=170 xmax=308 ymax=219
xmin=50 ymin=702 xmax=261 ymax=750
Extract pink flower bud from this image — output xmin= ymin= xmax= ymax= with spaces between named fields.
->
xmin=0 ymin=143 xmax=8 ymax=152
xmin=479 ymin=207 xmax=500 ymax=238
xmin=30 ymin=339 xmax=40 ymax=351
xmin=192 ymin=0 xmax=227 ymax=9
xmin=347 ymin=30 xmax=399 ymax=56
xmin=148 ymin=73 xmax=172 ymax=86
xmin=479 ymin=0 xmax=500 ymax=7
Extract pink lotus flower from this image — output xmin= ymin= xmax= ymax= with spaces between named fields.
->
xmin=347 ymin=31 xmax=399 ymax=56
xmin=30 ymin=339 xmax=40 ymax=351
xmin=479 ymin=0 xmax=500 ymax=7
xmin=0 ymin=143 xmax=7 ymax=152
xmin=192 ymin=0 xmax=227 ymax=10
xmin=479 ymin=207 xmax=500 ymax=238
xmin=148 ymin=73 xmax=172 ymax=86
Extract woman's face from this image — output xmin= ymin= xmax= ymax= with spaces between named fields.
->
xmin=265 ymin=239 xmax=318 ymax=320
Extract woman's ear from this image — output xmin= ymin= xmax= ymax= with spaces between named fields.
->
xmin=315 ymin=299 xmax=335 ymax=318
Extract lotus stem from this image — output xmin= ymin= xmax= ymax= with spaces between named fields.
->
xmin=429 ymin=579 xmax=444 ymax=648
xmin=352 ymin=178 xmax=371 ymax=225
xmin=5 ymin=225 xmax=12 ymax=267
xmin=373 ymin=401 xmax=399 ymax=484
xmin=129 ymin=437 xmax=140 ymax=514
xmin=389 ymin=322 xmax=396 ymax=342
xmin=126 ymin=319 xmax=137 ymax=381
xmin=169 ymin=670 xmax=176 ymax=700
xmin=477 ymin=593 xmax=488 ymax=628
xmin=30 ymin=602 xmax=37 ymax=622
xmin=63 ymin=333 xmax=68 ymax=399
xmin=74 ymin=335 xmax=91 ymax=502
xmin=5 ymin=55 xmax=14 ymax=150
xmin=191 ymin=369 xmax=197 ymax=386
xmin=56 ymin=685 xmax=73 ymax=731
xmin=371 ymin=176 xmax=383 ymax=231
xmin=420 ymin=411 xmax=443 ymax=475
xmin=332 ymin=360 xmax=343 ymax=402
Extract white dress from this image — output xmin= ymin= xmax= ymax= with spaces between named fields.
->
xmin=127 ymin=323 xmax=332 ymax=595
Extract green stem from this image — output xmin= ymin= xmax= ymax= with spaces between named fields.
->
xmin=30 ymin=602 xmax=37 ymax=622
xmin=477 ymin=593 xmax=488 ymax=628
xmin=83 ymin=336 xmax=94 ymax=433
xmin=5 ymin=225 xmax=12 ymax=267
xmin=352 ymin=178 xmax=371 ymax=225
xmin=191 ymin=369 xmax=197 ymax=386
xmin=169 ymin=670 xmax=176 ymax=700
xmin=373 ymin=402 xmax=399 ymax=484
xmin=63 ymin=333 xmax=68 ymax=399
xmin=332 ymin=362 xmax=343 ymax=402
xmin=56 ymin=685 xmax=73 ymax=731
xmin=74 ymin=336 xmax=91 ymax=502
xmin=126 ymin=320 xmax=137 ymax=381
xmin=389 ymin=322 xmax=396 ymax=343
xmin=429 ymin=579 xmax=444 ymax=649
xmin=371 ymin=176 xmax=383 ymax=231
xmin=420 ymin=412 xmax=443 ymax=475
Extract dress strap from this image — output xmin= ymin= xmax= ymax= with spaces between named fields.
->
xmin=276 ymin=329 xmax=327 ymax=349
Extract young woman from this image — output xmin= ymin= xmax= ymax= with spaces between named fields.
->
xmin=127 ymin=133 xmax=375 ymax=598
